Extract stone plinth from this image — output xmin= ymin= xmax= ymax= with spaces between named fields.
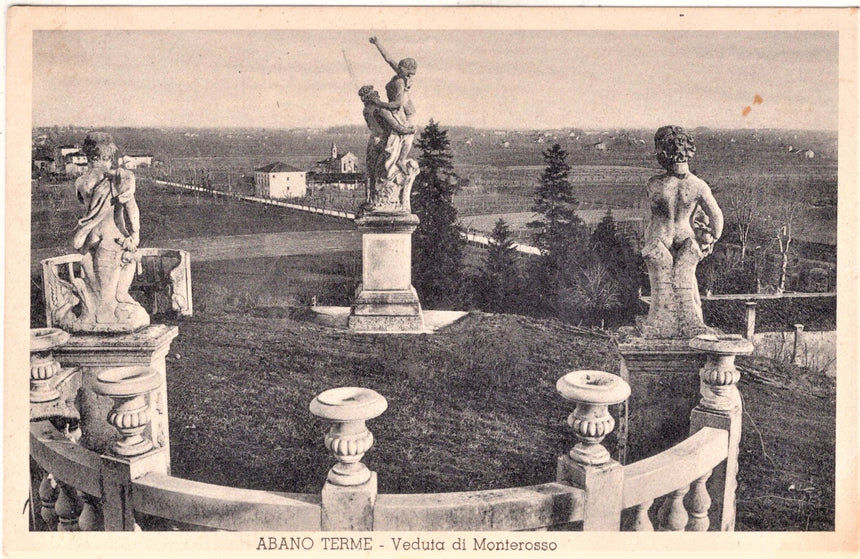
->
xmin=615 ymin=327 xmax=707 ymax=463
xmin=349 ymin=213 xmax=424 ymax=332
xmin=54 ymin=324 xmax=178 ymax=472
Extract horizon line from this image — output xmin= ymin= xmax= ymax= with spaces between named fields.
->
xmin=33 ymin=123 xmax=839 ymax=134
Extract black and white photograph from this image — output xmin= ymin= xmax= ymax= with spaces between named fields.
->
xmin=5 ymin=5 xmax=858 ymax=556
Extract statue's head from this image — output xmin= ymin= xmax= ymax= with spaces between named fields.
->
xmin=358 ymin=85 xmax=379 ymax=103
xmin=654 ymin=125 xmax=696 ymax=171
xmin=82 ymin=132 xmax=117 ymax=165
xmin=397 ymin=58 xmax=417 ymax=77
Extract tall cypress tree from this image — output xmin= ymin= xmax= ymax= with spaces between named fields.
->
xmin=474 ymin=218 xmax=521 ymax=313
xmin=525 ymin=144 xmax=586 ymax=314
xmin=412 ymin=120 xmax=464 ymax=308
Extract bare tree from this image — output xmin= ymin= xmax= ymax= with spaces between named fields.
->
xmin=766 ymin=179 xmax=808 ymax=293
xmin=725 ymin=177 xmax=765 ymax=262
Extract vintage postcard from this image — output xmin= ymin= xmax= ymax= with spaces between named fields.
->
xmin=5 ymin=5 xmax=858 ymax=558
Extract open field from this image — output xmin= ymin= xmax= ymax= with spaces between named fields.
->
xmin=36 ymin=125 xmax=838 ymax=244
xmin=30 ymin=178 xmax=348 ymax=251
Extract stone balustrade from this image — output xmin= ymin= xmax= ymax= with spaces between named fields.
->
xmin=30 ymin=332 xmax=747 ymax=533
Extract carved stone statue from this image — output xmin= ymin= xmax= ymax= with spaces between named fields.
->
xmin=358 ymin=37 xmax=420 ymax=215
xmin=50 ymin=132 xmax=149 ymax=333
xmin=640 ymin=126 xmax=723 ymax=338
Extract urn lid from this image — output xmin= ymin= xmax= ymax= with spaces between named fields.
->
xmin=556 ymin=370 xmax=631 ymax=405
xmin=310 ymin=387 xmax=388 ymax=421
xmin=689 ymin=334 xmax=754 ymax=356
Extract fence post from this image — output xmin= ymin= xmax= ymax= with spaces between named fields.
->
xmin=556 ymin=370 xmax=630 ymax=530
xmin=744 ymin=301 xmax=757 ymax=340
xmin=94 ymin=366 xmax=169 ymax=531
xmin=310 ymin=387 xmax=387 ymax=531
xmin=688 ymin=334 xmax=753 ymax=531
xmin=792 ymin=323 xmax=805 ymax=365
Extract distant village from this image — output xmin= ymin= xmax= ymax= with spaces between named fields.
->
xmin=32 ymin=135 xmax=362 ymax=201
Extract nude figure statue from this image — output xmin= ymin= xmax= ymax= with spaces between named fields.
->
xmin=52 ymin=132 xmax=150 ymax=332
xmin=356 ymin=37 xmax=421 ymax=215
xmin=640 ymin=125 xmax=723 ymax=338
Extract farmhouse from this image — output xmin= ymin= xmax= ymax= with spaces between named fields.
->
xmin=254 ymin=162 xmax=307 ymax=199
xmin=120 ymin=153 xmax=154 ymax=169
xmin=61 ymin=152 xmax=88 ymax=176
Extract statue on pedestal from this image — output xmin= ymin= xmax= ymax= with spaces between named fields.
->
xmin=49 ymin=132 xmax=150 ymax=333
xmin=639 ymin=126 xmax=723 ymax=338
xmin=358 ymin=37 xmax=420 ymax=215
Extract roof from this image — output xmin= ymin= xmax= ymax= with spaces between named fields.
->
xmin=254 ymin=162 xmax=305 ymax=173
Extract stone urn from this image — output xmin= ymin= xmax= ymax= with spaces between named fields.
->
xmin=310 ymin=387 xmax=388 ymax=486
xmin=30 ymin=328 xmax=70 ymax=403
xmin=556 ymin=370 xmax=631 ymax=466
xmin=689 ymin=334 xmax=754 ymax=412
xmin=93 ymin=366 xmax=162 ymax=457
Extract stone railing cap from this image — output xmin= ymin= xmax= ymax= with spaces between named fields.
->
xmin=309 ymin=387 xmax=388 ymax=421
xmin=689 ymin=334 xmax=754 ymax=355
xmin=556 ymin=370 xmax=630 ymax=405
xmin=30 ymin=328 xmax=70 ymax=352
xmin=93 ymin=365 xmax=161 ymax=397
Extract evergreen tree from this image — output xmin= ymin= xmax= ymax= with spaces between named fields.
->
xmin=412 ymin=120 xmax=465 ymax=308
xmin=525 ymin=144 xmax=587 ymax=314
xmin=583 ymin=209 xmax=646 ymax=325
xmin=474 ymin=219 xmax=521 ymax=313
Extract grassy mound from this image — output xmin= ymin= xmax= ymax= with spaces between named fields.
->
xmin=162 ymin=305 xmax=835 ymax=531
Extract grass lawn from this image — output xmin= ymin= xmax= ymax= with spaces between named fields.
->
xmin=31 ymin=178 xmax=348 ymax=250
xmin=154 ymin=254 xmax=835 ymax=532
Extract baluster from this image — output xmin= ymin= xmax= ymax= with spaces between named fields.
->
xmin=685 ymin=471 xmax=712 ymax=531
xmin=633 ymin=500 xmax=654 ymax=531
xmin=310 ymin=387 xmax=388 ymax=531
xmin=657 ymin=486 xmax=689 ymax=531
xmin=38 ymin=472 xmax=58 ymax=530
xmin=556 ymin=370 xmax=630 ymax=531
xmin=78 ymin=491 xmax=103 ymax=531
xmin=55 ymin=482 xmax=82 ymax=531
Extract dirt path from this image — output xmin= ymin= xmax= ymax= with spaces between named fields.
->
xmin=31 ymin=229 xmax=362 ymax=266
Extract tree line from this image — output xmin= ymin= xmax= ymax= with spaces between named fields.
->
xmin=411 ymin=121 xmax=826 ymax=328
xmin=411 ymin=121 xmax=645 ymax=328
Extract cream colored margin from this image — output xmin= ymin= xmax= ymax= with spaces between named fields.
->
xmin=5 ymin=6 xmax=858 ymax=558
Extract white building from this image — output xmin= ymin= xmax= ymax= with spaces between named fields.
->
xmin=120 ymin=154 xmax=154 ymax=169
xmin=254 ymin=162 xmax=307 ymax=199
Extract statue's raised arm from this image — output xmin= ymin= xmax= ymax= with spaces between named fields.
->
xmin=369 ymin=36 xmax=400 ymax=73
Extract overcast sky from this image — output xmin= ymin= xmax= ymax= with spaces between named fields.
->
xmin=33 ymin=30 xmax=837 ymax=131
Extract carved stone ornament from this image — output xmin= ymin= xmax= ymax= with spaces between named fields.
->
xmin=556 ymin=370 xmax=631 ymax=466
xmin=310 ymin=387 xmax=388 ymax=486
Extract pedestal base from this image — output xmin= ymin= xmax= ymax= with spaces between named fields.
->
xmin=54 ymin=324 xmax=178 ymax=472
xmin=349 ymin=213 xmax=425 ymax=333
xmin=349 ymin=285 xmax=425 ymax=332
xmin=616 ymin=327 xmax=706 ymax=463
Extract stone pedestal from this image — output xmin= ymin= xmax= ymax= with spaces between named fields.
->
xmin=349 ymin=213 xmax=424 ymax=332
xmin=615 ymin=327 xmax=706 ymax=464
xmin=54 ymin=324 xmax=178 ymax=473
